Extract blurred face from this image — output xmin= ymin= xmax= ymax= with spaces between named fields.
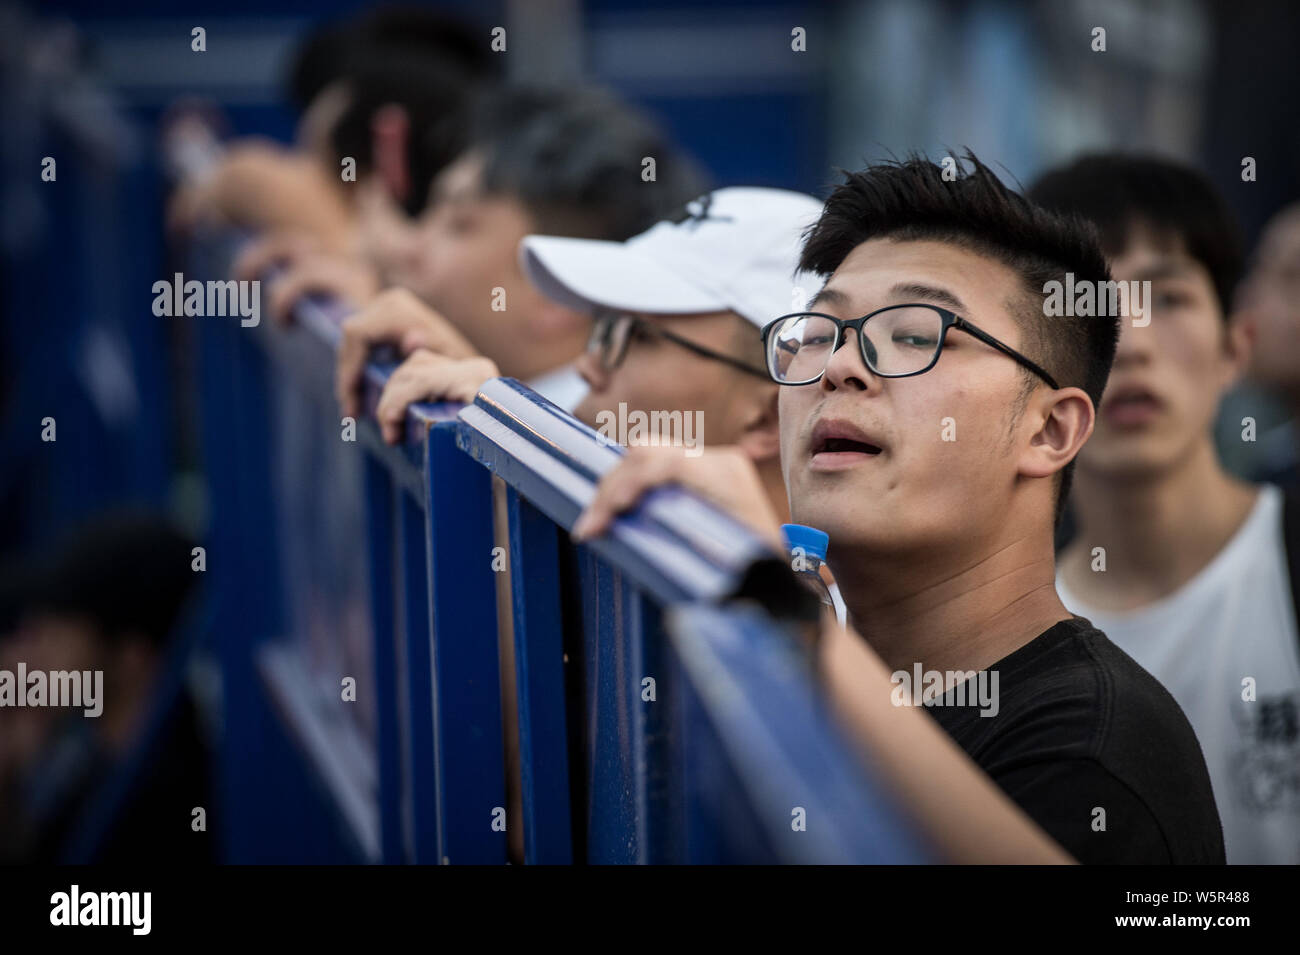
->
xmin=4 ymin=612 xmax=100 ymax=674
xmin=573 ymin=310 xmax=768 ymax=444
xmin=1078 ymin=228 xmax=1237 ymax=480
xmin=0 ymin=613 xmax=100 ymax=766
xmin=355 ymin=181 xmax=422 ymax=285
xmin=1236 ymin=207 xmax=1300 ymax=398
xmin=391 ymin=151 xmax=585 ymax=380
xmin=779 ymin=239 xmax=1045 ymax=557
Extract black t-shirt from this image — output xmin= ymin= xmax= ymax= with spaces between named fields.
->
xmin=923 ymin=616 xmax=1226 ymax=864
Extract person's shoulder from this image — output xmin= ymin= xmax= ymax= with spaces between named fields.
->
xmin=1057 ymin=621 xmax=1222 ymax=827
xmin=988 ymin=618 xmax=1226 ymax=863
xmin=993 ymin=616 xmax=1206 ymax=758
xmin=1037 ymin=616 xmax=1197 ymax=730
xmin=997 ymin=616 xmax=1123 ymax=711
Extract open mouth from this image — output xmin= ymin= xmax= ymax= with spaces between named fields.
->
xmin=809 ymin=418 xmax=884 ymax=469
xmin=814 ymin=436 xmax=882 ymax=455
xmin=1102 ymin=385 xmax=1163 ymax=427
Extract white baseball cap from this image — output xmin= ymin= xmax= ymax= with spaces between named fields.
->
xmin=519 ymin=186 xmax=825 ymax=330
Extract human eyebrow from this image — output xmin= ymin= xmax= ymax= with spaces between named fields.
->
xmin=888 ymin=282 xmax=967 ymax=314
xmin=807 ymin=285 xmax=850 ymax=311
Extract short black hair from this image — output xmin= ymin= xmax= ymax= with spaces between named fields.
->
xmin=1028 ymin=153 xmax=1244 ymax=317
xmin=285 ymin=21 xmax=353 ymax=113
xmin=291 ymin=6 xmax=502 ymax=217
xmin=286 ymin=6 xmax=500 ymax=113
xmin=800 ymin=151 xmax=1117 ymax=525
xmin=466 ymin=86 xmax=709 ymax=241
xmin=353 ymin=5 xmax=500 ymax=83
xmin=1 ymin=512 xmax=199 ymax=650
xmin=329 ymin=54 xmax=474 ymax=217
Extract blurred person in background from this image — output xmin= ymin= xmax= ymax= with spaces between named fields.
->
xmin=0 ymin=513 xmax=209 ymax=863
xmin=333 ymin=84 xmax=708 ymax=413
xmin=1033 ymin=154 xmax=1300 ymax=864
xmin=178 ymin=6 xmax=498 ymax=305
xmin=1235 ymin=202 xmax=1300 ymax=488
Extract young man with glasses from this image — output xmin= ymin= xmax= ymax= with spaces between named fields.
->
xmin=1031 ymin=155 xmax=1300 ymax=864
xmin=572 ymin=153 xmax=1225 ymax=863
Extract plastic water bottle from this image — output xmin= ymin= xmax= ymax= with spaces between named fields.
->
xmin=781 ymin=524 xmax=835 ymax=614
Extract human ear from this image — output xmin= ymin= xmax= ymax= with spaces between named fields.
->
xmin=734 ymin=385 xmax=782 ymax=464
xmin=371 ymin=104 xmax=411 ymax=204
xmin=1018 ymin=386 xmax=1093 ymax=481
xmin=1218 ymin=314 xmax=1253 ymax=392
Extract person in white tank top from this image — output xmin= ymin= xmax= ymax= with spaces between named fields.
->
xmin=1034 ymin=154 xmax=1300 ymax=863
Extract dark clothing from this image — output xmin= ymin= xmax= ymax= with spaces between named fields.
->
xmin=925 ymin=616 xmax=1226 ymax=864
xmin=2 ymin=691 xmax=214 ymax=864
xmin=91 ymin=691 xmax=215 ymax=864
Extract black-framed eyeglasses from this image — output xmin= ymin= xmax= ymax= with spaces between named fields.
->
xmin=588 ymin=309 xmax=770 ymax=379
xmin=759 ymin=304 xmax=1059 ymax=388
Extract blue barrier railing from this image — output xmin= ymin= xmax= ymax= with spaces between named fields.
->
xmin=192 ymin=238 xmax=930 ymax=864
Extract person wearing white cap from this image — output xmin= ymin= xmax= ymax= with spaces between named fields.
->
xmin=524 ymin=187 xmax=824 ymax=500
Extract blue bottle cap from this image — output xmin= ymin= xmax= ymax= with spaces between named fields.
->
xmin=780 ymin=523 xmax=829 ymax=562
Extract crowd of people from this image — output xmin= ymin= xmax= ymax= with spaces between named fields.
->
xmin=58 ymin=5 xmax=1300 ymax=864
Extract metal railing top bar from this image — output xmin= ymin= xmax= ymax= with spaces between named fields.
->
xmin=458 ymin=378 xmax=776 ymax=605
xmin=205 ymin=238 xmax=462 ymax=445
xmin=281 ymin=292 xmax=463 ymax=440
xmin=358 ymin=353 xmax=461 ymax=446
xmin=291 ymin=293 xmax=348 ymax=350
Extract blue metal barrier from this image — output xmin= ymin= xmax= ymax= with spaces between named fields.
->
xmin=192 ymin=239 xmax=930 ymax=864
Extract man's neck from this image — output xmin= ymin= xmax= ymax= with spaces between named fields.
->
xmin=837 ymin=524 xmax=1069 ymax=676
xmin=1061 ymin=439 xmax=1258 ymax=611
